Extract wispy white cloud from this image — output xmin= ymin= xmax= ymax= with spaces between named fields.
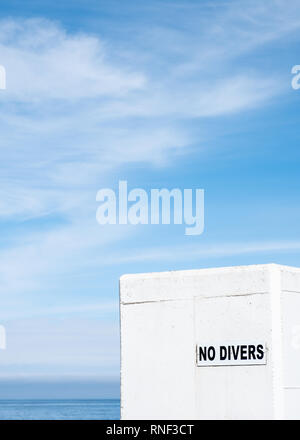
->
xmin=1 ymin=2 xmax=297 ymax=198
xmin=0 ymin=10 xmax=287 ymax=224
xmin=0 ymin=18 xmax=145 ymax=101
xmin=101 ymin=240 xmax=300 ymax=265
xmin=0 ymin=219 xmax=131 ymax=296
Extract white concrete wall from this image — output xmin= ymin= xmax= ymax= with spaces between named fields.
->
xmin=281 ymin=267 xmax=300 ymax=419
xmin=120 ymin=264 xmax=300 ymax=419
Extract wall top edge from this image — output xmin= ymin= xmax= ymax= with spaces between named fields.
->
xmin=120 ymin=263 xmax=300 ymax=282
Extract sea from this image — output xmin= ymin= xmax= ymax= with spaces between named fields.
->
xmin=0 ymin=399 xmax=120 ymax=420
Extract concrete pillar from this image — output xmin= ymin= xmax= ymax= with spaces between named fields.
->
xmin=120 ymin=264 xmax=300 ymax=419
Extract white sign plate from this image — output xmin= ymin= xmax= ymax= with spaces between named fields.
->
xmin=196 ymin=342 xmax=267 ymax=367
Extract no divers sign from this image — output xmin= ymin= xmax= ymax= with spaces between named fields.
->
xmin=196 ymin=342 xmax=267 ymax=367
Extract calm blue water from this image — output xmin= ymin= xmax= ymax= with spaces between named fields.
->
xmin=0 ymin=399 xmax=120 ymax=420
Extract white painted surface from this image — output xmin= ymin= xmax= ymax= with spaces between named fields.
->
xmin=120 ymin=264 xmax=300 ymax=419
xmin=282 ymin=269 xmax=300 ymax=419
xmin=194 ymin=290 xmax=273 ymax=419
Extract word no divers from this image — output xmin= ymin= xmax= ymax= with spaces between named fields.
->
xmin=196 ymin=342 xmax=267 ymax=366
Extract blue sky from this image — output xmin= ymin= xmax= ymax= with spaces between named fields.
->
xmin=0 ymin=0 xmax=300 ymax=397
